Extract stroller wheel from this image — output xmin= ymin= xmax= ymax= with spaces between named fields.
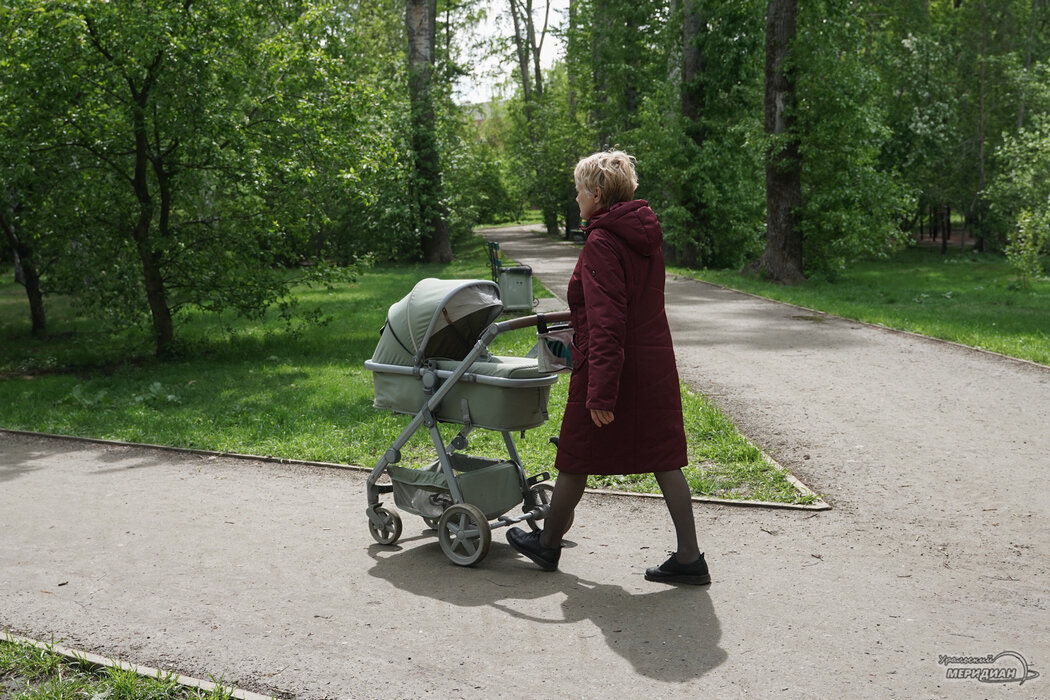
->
xmin=437 ymin=503 xmax=491 ymax=567
xmin=422 ymin=516 xmax=441 ymax=530
xmin=368 ymin=506 xmax=403 ymax=545
xmin=526 ymin=483 xmax=574 ymax=533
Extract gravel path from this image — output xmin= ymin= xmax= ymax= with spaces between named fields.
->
xmin=1 ymin=225 xmax=1047 ymax=698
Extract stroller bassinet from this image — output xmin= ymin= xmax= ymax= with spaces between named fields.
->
xmin=364 ymin=278 xmax=569 ymax=566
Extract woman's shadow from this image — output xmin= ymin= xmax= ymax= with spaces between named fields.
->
xmin=366 ymin=534 xmax=727 ymax=683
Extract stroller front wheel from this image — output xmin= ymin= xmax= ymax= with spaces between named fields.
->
xmin=368 ymin=506 xmax=403 ymax=545
xmin=437 ymin=503 xmax=491 ymax=566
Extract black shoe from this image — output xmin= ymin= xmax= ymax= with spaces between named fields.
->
xmin=645 ymin=552 xmax=711 ymax=585
xmin=507 ymin=527 xmax=561 ymax=571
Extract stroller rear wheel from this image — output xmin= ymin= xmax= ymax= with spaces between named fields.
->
xmin=368 ymin=506 xmax=403 ymax=545
xmin=526 ymin=483 xmax=574 ymax=533
xmin=437 ymin=503 xmax=491 ymax=566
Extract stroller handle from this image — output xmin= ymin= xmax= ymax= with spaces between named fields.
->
xmin=495 ymin=310 xmax=571 ymax=333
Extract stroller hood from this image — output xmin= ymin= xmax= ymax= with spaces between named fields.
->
xmin=371 ymin=278 xmax=503 ymax=366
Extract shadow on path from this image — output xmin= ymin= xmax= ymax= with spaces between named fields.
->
xmin=366 ymin=539 xmax=726 ymax=683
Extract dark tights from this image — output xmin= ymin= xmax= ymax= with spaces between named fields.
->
xmin=539 ymin=468 xmax=701 ymax=564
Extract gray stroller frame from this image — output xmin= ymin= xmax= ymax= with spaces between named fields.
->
xmin=363 ymin=278 xmax=569 ymax=566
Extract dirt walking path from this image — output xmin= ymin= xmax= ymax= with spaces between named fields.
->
xmin=2 ymin=225 xmax=1048 ymax=698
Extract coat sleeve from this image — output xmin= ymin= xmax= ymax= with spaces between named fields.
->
xmin=580 ymin=231 xmax=628 ymax=411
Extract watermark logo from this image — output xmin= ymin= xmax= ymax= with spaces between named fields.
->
xmin=939 ymin=651 xmax=1039 ymax=686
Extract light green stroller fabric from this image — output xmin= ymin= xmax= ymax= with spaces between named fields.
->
xmin=388 ymin=456 xmax=524 ymax=519
xmin=367 ymin=278 xmax=556 ymax=430
xmin=371 ymin=354 xmax=554 ymax=430
xmin=371 ymin=278 xmax=502 ymax=366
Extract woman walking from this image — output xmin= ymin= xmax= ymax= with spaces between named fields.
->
xmin=506 ymin=150 xmax=710 ymax=585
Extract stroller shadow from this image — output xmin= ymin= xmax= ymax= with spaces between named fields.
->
xmin=366 ymin=538 xmax=726 ymax=683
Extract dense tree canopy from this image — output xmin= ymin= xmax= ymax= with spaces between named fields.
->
xmin=3 ymin=0 xmax=1048 ymax=347
xmin=486 ymin=0 xmax=1049 ymax=279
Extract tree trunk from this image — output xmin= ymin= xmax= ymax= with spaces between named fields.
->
xmin=756 ymin=0 xmax=804 ymax=284
xmin=622 ymin=14 xmax=640 ymax=126
xmin=592 ymin=11 xmax=615 ymax=147
xmin=406 ymin=0 xmax=452 ymax=263
xmin=563 ymin=0 xmax=581 ymax=239
xmin=1 ymin=210 xmax=47 ymax=337
xmin=976 ymin=0 xmax=988 ymax=196
xmin=666 ymin=0 xmax=705 ymax=267
xmin=564 ymin=179 xmax=580 ymax=238
xmin=1017 ymin=0 xmax=1040 ymax=128
xmin=942 ymin=205 xmax=950 ymax=253
xmin=971 ymin=0 xmax=988 ymax=251
xmin=681 ymin=0 xmax=704 ymax=142
xmin=130 ymin=73 xmax=175 ymax=356
xmin=525 ymin=0 xmax=546 ymax=98
xmin=509 ymin=0 xmax=534 ymax=107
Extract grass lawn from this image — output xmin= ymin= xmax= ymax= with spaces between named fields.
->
xmin=0 ymin=233 xmax=807 ymax=504
xmin=0 ymin=637 xmax=234 ymax=699
xmin=679 ymin=246 xmax=1050 ymax=367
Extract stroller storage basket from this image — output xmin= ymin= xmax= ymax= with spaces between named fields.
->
xmin=365 ymin=356 xmax=557 ymax=431
xmin=389 ymin=455 xmax=523 ymax=520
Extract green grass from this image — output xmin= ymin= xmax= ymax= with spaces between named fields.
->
xmin=0 ymin=638 xmax=236 ymax=699
xmin=0 ymin=233 xmax=807 ymax=504
xmin=678 ymin=246 xmax=1050 ymax=366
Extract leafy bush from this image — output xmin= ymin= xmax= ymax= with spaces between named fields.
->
xmin=1006 ymin=209 xmax=1050 ymax=288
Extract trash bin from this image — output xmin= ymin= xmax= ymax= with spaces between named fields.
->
xmin=487 ymin=240 xmax=533 ymax=311
xmin=498 ymin=265 xmax=533 ymax=311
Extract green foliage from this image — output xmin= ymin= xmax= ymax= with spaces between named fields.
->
xmin=872 ymin=0 xmax=1050 ymax=246
xmin=6 ymin=0 xmax=1050 ymax=342
xmin=634 ymin=93 xmax=766 ymax=269
xmin=482 ymin=0 xmax=921 ymax=274
xmin=576 ymin=0 xmax=670 ymax=145
xmin=988 ymin=112 xmax=1050 ymax=284
xmin=489 ymin=0 xmax=770 ymax=264
xmin=1006 ymin=209 xmax=1050 ymax=289
xmin=632 ymin=0 xmax=766 ymax=268
xmin=0 ymin=2 xmax=88 ymax=297
xmin=0 ymin=0 xmax=413 ymax=351
xmin=792 ymin=0 xmax=914 ymax=277
xmin=871 ymin=10 xmax=963 ymax=218
xmin=493 ymin=73 xmax=574 ymax=236
xmin=473 ymin=0 xmax=1050 ymax=278
xmin=988 ymin=113 xmax=1050 ymax=217
xmin=434 ymin=1 xmax=533 ymax=241
xmin=253 ymin=0 xmax=414 ymax=264
xmin=440 ymin=109 xmax=521 ymax=235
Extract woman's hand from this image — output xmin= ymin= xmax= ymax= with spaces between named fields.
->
xmin=590 ymin=409 xmax=615 ymax=427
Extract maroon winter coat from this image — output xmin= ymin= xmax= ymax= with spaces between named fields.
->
xmin=554 ymin=200 xmax=688 ymax=475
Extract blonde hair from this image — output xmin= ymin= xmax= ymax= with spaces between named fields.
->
xmin=574 ymin=150 xmax=638 ymax=210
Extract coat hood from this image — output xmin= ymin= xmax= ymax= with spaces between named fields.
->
xmin=584 ymin=199 xmax=662 ymax=256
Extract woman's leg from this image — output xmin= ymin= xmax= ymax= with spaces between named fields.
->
xmin=654 ymin=468 xmax=701 ymax=563
xmin=540 ymin=471 xmax=587 ymax=549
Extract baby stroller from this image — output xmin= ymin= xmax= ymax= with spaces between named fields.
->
xmin=363 ymin=278 xmax=570 ymax=566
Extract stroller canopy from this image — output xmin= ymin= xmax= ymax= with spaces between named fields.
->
xmin=371 ymin=278 xmax=502 ymax=366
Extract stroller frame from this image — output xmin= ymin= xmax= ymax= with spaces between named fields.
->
xmin=364 ymin=279 xmax=569 ymax=567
